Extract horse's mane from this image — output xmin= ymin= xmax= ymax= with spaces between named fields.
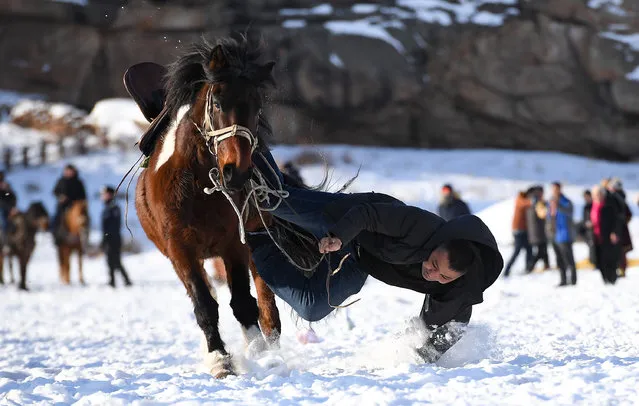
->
xmin=163 ymin=34 xmax=275 ymax=149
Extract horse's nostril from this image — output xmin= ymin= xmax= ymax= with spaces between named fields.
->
xmin=222 ymin=164 xmax=234 ymax=183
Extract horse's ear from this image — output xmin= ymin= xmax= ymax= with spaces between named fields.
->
xmin=261 ymin=61 xmax=276 ymax=85
xmin=209 ymin=45 xmax=227 ymax=70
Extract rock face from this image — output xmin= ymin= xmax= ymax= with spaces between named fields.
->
xmin=1 ymin=0 xmax=639 ymax=160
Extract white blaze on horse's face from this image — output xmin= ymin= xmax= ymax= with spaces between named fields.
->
xmin=155 ymin=105 xmax=191 ymax=172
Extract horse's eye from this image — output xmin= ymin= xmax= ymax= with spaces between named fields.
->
xmin=213 ymin=102 xmax=221 ymax=110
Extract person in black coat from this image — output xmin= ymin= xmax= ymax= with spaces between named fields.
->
xmin=101 ymin=186 xmax=132 ymax=288
xmin=591 ymin=186 xmax=620 ymax=284
xmin=0 ymin=170 xmax=17 ymax=244
xmin=525 ymin=186 xmax=549 ymax=272
xmin=248 ymin=151 xmax=503 ymax=364
xmin=581 ymin=190 xmax=596 ymax=266
xmin=438 ymin=184 xmax=471 ymax=221
xmin=51 ymin=164 xmax=87 ymax=243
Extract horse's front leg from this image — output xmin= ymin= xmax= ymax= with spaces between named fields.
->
xmin=223 ymin=247 xmax=265 ymax=355
xmin=170 ymin=243 xmax=232 ymax=378
xmin=249 ymin=257 xmax=281 ymax=346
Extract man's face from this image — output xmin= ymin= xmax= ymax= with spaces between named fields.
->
xmin=101 ymin=191 xmax=113 ymax=202
xmin=441 ymin=187 xmax=452 ymax=197
xmin=63 ymin=168 xmax=74 ymax=178
xmin=584 ymin=193 xmax=592 ymax=204
xmin=422 ymin=248 xmax=465 ymax=284
xmin=552 ymin=185 xmax=561 ymax=198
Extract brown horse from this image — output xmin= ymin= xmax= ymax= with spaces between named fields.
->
xmin=1 ymin=202 xmax=49 ymax=290
xmin=134 ymin=36 xmax=281 ymax=377
xmin=57 ymin=200 xmax=90 ymax=285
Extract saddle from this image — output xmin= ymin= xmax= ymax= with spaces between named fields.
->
xmin=123 ymin=62 xmax=171 ymax=157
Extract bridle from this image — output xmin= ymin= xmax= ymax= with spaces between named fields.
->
xmin=200 ymin=86 xmax=259 ymax=160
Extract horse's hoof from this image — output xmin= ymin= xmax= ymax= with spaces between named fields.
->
xmin=18 ymin=285 xmax=28 ymax=291
xmin=213 ymin=368 xmax=235 ymax=379
xmin=204 ymin=351 xmax=235 ymax=379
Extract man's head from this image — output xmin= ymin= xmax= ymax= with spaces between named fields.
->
xmin=441 ymin=184 xmax=453 ymax=197
xmin=422 ymin=239 xmax=482 ymax=284
xmin=63 ymin=164 xmax=77 ymax=179
xmin=101 ymin=185 xmax=115 ymax=202
xmin=551 ymin=181 xmax=561 ymax=198
xmin=583 ymin=190 xmax=592 ymax=204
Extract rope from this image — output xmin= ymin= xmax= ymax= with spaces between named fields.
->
xmin=198 ymin=94 xmax=359 ymax=308
xmin=325 ymin=253 xmax=361 ymax=309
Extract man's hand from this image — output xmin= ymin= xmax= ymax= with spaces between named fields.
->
xmin=611 ymin=233 xmax=619 ymax=244
xmin=318 ymin=237 xmax=342 ymax=253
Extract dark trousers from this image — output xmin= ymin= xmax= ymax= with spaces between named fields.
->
xmin=0 ymin=208 xmax=8 ymax=235
xmin=595 ymin=244 xmax=618 ymax=285
xmin=104 ymin=238 xmax=131 ymax=287
xmin=248 ymin=150 xmax=368 ymax=321
xmin=503 ymin=231 xmax=532 ymax=276
xmin=528 ymin=243 xmax=549 ymax=271
xmin=553 ymin=242 xmax=576 ymax=285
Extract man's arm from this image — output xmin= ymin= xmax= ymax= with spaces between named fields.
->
xmin=328 ymin=203 xmax=441 ymax=247
xmin=415 ymin=296 xmax=472 ymax=363
xmin=77 ymin=180 xmax=87 ymax=200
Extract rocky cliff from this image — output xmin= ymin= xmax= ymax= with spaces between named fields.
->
xmin=1 ymin=0 xmax=638 ymax=160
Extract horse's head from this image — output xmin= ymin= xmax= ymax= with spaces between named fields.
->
xmin=26 ymin=201 xmax=49 ymax=231
xmin=165 ymin=36 xmax=275 ymax=192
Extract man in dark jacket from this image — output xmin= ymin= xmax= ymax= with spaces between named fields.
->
xmin=101 ymin=186 xmax=132 ymax=288
xmin=51 ymin=164 xmax=87 ymax=243
xmin=581 ymin=190 xmax=596 ymax=266
xmin=0 ymin=170 xmax=17 ymax=245
xmin=526 ymin=186 xmax=549 ymax=272
xmin=438 ymin=184 xmax=471 ymax=221
xmin=248 ymin=151 xmax=503 ymax=364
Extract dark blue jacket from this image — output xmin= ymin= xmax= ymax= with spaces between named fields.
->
xmin=101 ymin=199 xmax=121 ymax=243
xmin=438 ymin=197 xmax=471 ymax=221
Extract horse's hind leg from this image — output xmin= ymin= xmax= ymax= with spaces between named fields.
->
xmin=77 ymin=247 xmax=85 ymax=285
xmin=58 ymin=246 xmax=70 ymax=284
xmin=18 ymin=255 xmax=28 ymax=291
xmin=170 ymin=244 xmax=232 ymax=378
xmin=223 ymin=248 xmax=265 ymax=354
xmin=8 ymin=254 xmax=15 ymax=284
xmin=249 ymin=258 xmax=281 ymax=345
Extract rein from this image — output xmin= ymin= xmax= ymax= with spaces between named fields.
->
xmin=199 ymin=89 xmax=359 ymax=309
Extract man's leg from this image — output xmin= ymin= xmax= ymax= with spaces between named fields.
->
xmin=111 ymin=239 xmax=132 ymax=286
xmin=553 ymin=242 xmax=567 ymax=285
xmin=503 ymin=232 xmax=524 ymax=276
xmin=560 ymin=242 xmax=577 ymax=285
xmin=105 ymin=242 xmax=117 ymax=287
xmin=540 ymin=243 xmax=550 ymax=269
xmin=248 ymin=233 xmax=368 ymax=322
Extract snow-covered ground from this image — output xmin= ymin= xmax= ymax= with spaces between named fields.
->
xmin=1 ymin=142 xmax=639 ymax=404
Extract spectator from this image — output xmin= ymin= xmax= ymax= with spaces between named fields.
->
xmin=591 ymin=186 xmax=619 ymax=284
xmin=101 ymin=186 xmax=132 ymax=288
xmin=0 ymin=170 xmax=17 ymax=247
xmin=549 ymin=182 xmax=576 ymax=286
xmin=438 ymin=184 xmax=471 ymax=221
xmin=581 ymin=190 xmax=596 ymax=266
xmin=526 ymin=185 xmax=550 ymax=272
xmin=503 ymin=191 xmax=532 ymax=277
xmin=609 ymin=179 xmax=632 ymax=278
